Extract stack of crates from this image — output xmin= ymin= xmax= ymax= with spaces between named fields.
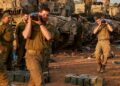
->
xmin=65 ymin=74 xmax=105 ymax=86
xmin=7 ymin=70 xmax=50 ymax=83
xmin=7 ymin=70 xmax=29 ymax=82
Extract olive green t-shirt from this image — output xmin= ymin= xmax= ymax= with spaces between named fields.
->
xmin=25 ymin=22 xmax=54 ymax=50
xmin=97 ymin=24 xmax=110 ymax=41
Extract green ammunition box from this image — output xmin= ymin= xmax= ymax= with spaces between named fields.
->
xmin=65 ymin=74 xmax=74 ymax=83
xmin=78 ymin=76 xmax=84 ymax=86
xmin=84 ymin=77 xmax=91 ymax=86
xmin=71 ymin=75 xmax=79 ymax=85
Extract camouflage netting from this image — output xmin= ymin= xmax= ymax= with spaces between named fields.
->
xmin=48 ymin=15 xmax=95 ymax=49
xmin=48 ymin=16 xmax=77 ymax=35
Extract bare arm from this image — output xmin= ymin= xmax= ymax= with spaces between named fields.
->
xmin=106 ymin=23 xmax=113 ymax=32
xmin=33 ymin=20 xmax=52 ymax=41
xmin=40 ymin=25 xmax=52 ymax=41
xmin=22 ymin=16 xmax=32 ymax=39
xmin=93 ymin=25 xmax=101 ymax=34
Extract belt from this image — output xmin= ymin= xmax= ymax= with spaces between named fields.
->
xmin=98 ymin=39 xmax=109 ymax=41
xmin=27 ymin=50 xmax=41 ymax=54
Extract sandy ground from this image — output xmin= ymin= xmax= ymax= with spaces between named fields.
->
xmin=13 ymin=45 xmax=120 ymax=86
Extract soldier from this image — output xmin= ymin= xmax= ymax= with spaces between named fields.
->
xmin=93 ymin=16 xmax=113 ymax=73
xmin=102 ymin=0 xmax=110 ymax=14
xmin=65 ymin=0 xmax=75 ymax=17
xmin=7 ymin=17 xmax=17 ymax=70
xmin=84 ymin=0 xmax=92 ymax=16
xmin=23 ymin=7 xmax=53 ymax=86
xmin=16 ymin=13 xmax=28 ymax=70
xmin=0 ymin=12 xmax=14 ymax=86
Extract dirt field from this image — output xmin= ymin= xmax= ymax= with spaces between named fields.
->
xmin=13 ymin=45 xmax=120 ymax=86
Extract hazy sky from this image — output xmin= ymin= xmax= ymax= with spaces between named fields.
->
xmin=97 ymin=0 xmax=120 ymax=3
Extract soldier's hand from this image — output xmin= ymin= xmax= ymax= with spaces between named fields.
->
xmin=99 ymin=20 xmax=102 ymax=26
xmin=106 ymin=22 xmax=109 ymax=25
xmin=32 ymin=20 xmax=42 ymax=25
xmin=27 ymin=15 xmax=32 ymax=23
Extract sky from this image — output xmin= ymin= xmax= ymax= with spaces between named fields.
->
xmin=97 ymin=0 xmax=120 ymax=3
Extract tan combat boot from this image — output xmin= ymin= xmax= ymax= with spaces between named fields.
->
xmin=97 ymin=63 xmax=102 ymax=72
xmin=100 ymin=65 xmax=106 ymax=73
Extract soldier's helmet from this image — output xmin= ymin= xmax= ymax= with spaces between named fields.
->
xmin=2 ymin=12 xmax=11 ymax=18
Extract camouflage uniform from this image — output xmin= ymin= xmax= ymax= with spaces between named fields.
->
xmin=25 ymin=22 xmax=54 ymax=86
xmin=84 ymin=0 xmax=92 ymax=15
xmin=95 ymin=24 xmax=111 ymax=72
xmin=16 ymin=21 xmax=26 ymax=69
xmin=0 ymin=22 xmax=14 ymax=86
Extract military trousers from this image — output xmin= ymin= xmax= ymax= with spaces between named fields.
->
xmin=95 ymin=40 xmax=111 ymax=66
xmin=0 ymin=62 xmax=10 ymax=86
xmin=25 ymin=50 xmax=45 ymax=86
xmin=42 ymin=48 xmax=51 ymax=72
xmin=0 ymin=53 xmax=10 ymax=86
